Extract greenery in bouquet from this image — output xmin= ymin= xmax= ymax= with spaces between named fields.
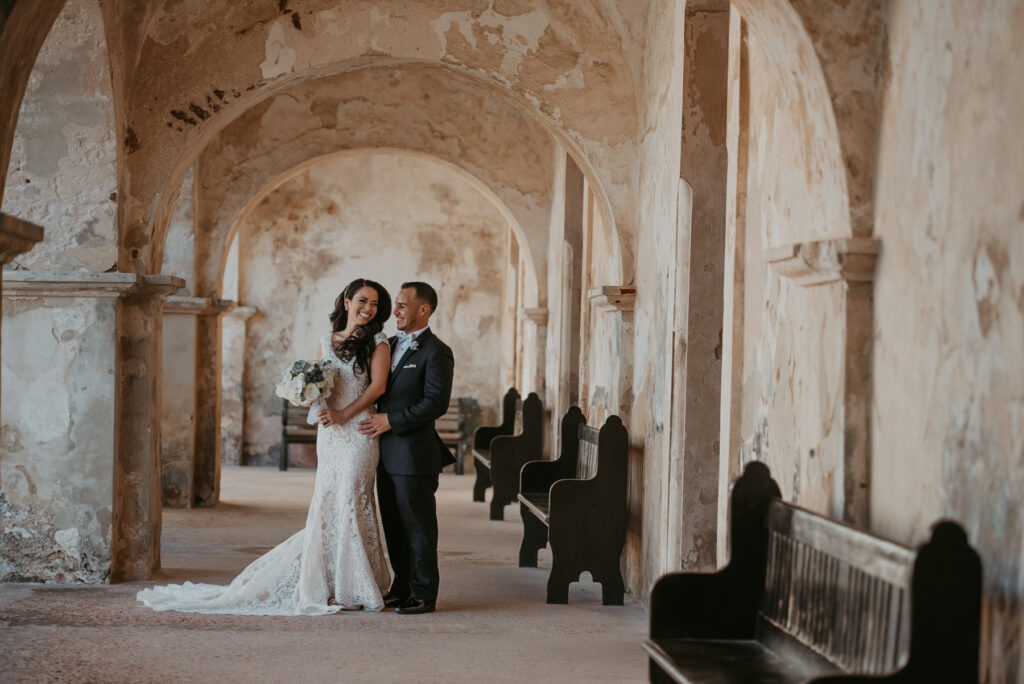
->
xmin=275 ymin=359 xmax=337 ymax=407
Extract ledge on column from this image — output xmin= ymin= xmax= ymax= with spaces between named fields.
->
xmin=226 ymin=305 xmax=257 ymax=321
xmin=588 ymin=285 xmax=636 ymax=312
xmin=3 ymin=271 xmax=184 ymax=299
xmin=164 ymin=296 xmax=237 ymax=316
xmin=0 ymin=213 xmax=44 ymax=263
xmin=765 ymin=238 xmax=880 ymax=287
xmin=517 ymin=307 xmax=548 ymax=325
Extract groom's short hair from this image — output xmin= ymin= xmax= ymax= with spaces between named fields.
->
xmin=402 ymin=281 xmax=438 ymax=313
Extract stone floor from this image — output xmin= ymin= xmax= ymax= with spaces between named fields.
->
xmin=0 ymin=466 xmax=649 ymax=683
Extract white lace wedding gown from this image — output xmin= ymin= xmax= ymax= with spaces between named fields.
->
xmin=137 ymin=332 xmax=391 ymax=615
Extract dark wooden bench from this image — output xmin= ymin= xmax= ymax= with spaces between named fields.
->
xmin=518 ymin=408 xmax=628 ymax=605
xmin=436 ymin=397 xmax=467 ymax=474
xmin=472 ymin=390 xmax=542 ymax=520
xmin=472 ymin=387 xmax=519 ymax=501
xmin=645 ymin=461 xmax=982 ymax=684
xmin=280 ymin=398 xmax=316 ymax=471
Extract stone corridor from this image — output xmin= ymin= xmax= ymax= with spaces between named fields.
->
xmin=0 ymin=466 xmax=648 ymax=683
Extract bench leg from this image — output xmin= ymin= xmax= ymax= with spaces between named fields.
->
xmin=472 ymin=464 xmax=490 ymax=502
xmin=489 ymin=496 xmax=505 ymax=521
xmin=546 ymin=560 xmax=575 ymax=604
xmin=518 ymin=505 xmax=547 ymax=568
xmin=279 ymin=443 xmax=288 ymax=471
xmin=595 ymin=566 xmax=625 ymax=606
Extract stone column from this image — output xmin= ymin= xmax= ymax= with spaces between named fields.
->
xmin=0 ymin=214 xmax=43 ymax=411
xmin=221 ymin=305 xmax=255 ymax=467
xmin=193 ymin=299 xmax=235 ymax=507
xmin=112 ymin=274 xmax=183 ymax=582
xmin=160 ymin=296 xmax=235 ymax=508
xmin=669 ymin=5 xmax=730 ymax=572
xmin=2 ymin=272 xmax=181 ymax=583
xmin=587 ymin=286 xmax=636 ymax=423
xmin=766 ymin=238 xmax=880 ymax=527
xmin=517 ymin=307 xmax=548 ymax=394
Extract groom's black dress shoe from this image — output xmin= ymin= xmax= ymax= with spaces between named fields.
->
xmin=396 ymin=598 xmax=435 ymax=615
xmin=382 ymin=594 xmax=404 ymax=609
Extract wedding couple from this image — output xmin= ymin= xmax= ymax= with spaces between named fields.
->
xmin=137 ymin=279 xmax=455 ymax=616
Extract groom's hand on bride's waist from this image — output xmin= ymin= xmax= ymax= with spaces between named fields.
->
xmin=358 ymin=412 xmax=391 ymax=438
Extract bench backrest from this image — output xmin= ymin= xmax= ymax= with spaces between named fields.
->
xmin=436 ymin=398 xmax=463 ymax=433
xmin=284 ymin=404 xmax=310 ymax=427
xmin=760 ymin=501 xmax=914 ymax=674
xmin=576 ymin=424 xmax=599 ymax=480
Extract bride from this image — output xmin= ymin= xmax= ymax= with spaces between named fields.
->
xmin=137 ymin=278 xmax=393 ymax=615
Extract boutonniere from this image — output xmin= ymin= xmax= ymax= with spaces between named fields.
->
xmin=409 ymin=340 xmax=420 ymax=352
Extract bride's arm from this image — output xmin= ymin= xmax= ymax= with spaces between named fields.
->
xmin=330 ymin=341 xmax=390 ymax=425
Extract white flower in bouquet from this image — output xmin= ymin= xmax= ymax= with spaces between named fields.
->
xmin=274 ymin=359 xmax=337 ymax=407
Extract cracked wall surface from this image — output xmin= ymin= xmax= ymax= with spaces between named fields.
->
xmin=238 ymin=152 xmax=506 ymax=465
xmin=1 ymin=296 xmax=114 ymax=582
xmin=1 ymin=0 xmax=117 ymax=274
xmin=870 ymin=3 xmax=1024 ymax=680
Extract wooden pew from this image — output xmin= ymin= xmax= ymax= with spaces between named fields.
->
xmin=645 ymin=461 xmax=982 ymax=683
xmin=471 ymin=387 xmax=519 ymax=502
xmin=280 ymin=398 xmax=316 ymax=471
xmin=518 ymin=409 xmax=629 ymax=605
xmin=473 ymin=391 xmax=542 ymax=520
xmin=436 ymin=397 xmax=466 ymax=474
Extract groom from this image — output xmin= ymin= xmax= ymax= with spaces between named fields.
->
xmin=359 ymin=281 xmax=455 ymax=614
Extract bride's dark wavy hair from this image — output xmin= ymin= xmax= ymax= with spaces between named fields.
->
xmin=329 ymin=278 xmax=391 ymax=380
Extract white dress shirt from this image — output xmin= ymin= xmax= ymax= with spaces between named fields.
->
xmin=391 ymin=327 xmax=427 ymax=371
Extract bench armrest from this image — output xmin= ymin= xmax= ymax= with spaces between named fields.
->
xmin=520 ymin=458 xmax=573 ymax=496
xmin=473 ymin=424 xmax=510 ymax=449
xmin=649 ymin=565 xmax=762 ymax=641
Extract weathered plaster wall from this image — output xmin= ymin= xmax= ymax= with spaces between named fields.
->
xmin=160 ymin=168 xmax=195 ymax=295
xmin=238 ymin=153 xmax=507 ymax=466
xmin=1 ymin=0 xmax=117 ymax=273
xmin=728 ymin=27 xmax=848 ymax=519
xmin=0 ymin=0 xmax=66 ymax=207
xmin=871 ymin=3 xmax=1024 ymax=680
xmin=1 ymin=293 xmax=115 ymax=582
xmin=630 ymin=0 xmax=683 ymax=602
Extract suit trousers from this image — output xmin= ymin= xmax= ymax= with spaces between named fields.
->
xmin=376 ymin=470 xmax=440 ymax=603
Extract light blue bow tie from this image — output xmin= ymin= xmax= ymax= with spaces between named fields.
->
xmin=396 ymin=331 xmax=413 ymax=343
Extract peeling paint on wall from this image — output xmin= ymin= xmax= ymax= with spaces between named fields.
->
xmin=237 ymin=153 xmax=507 ymax=465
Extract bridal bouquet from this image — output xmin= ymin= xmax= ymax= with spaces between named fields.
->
xmin=274 ymin=360 xmax=337 ymax=425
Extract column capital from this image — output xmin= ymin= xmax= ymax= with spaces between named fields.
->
xmin=0 ymin=214 xmax=44 ymax=264
xmin=766 ymin=238 xmax=881 ymax=287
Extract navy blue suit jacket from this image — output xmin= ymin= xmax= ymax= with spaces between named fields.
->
xmin=378 ymin=328 xmax=455 ymax=475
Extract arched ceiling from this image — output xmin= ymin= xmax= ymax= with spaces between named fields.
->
xmin=188 ymin=64 xmax=556 ymax=300
xmin=115 ymin=0 xmax=646 ymax=277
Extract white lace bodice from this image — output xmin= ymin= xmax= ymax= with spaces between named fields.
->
xmin=137 ymin=330 xmax=391 ymax=615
